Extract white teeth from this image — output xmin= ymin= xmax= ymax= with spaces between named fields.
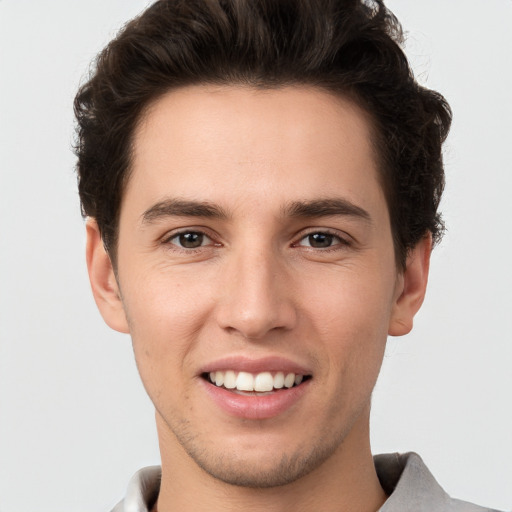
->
xmin=208 ymin=370 xmax=306 ymax=391
xmin=284 ymin=373 xmax=295 ymax=388
xmin=254 ymin=372 xmax=274 ymax=392
xmin=224 ymin=370 xmax=236 ymax=389
xmin=236 ymin=371 xmax=254 ymax=391
xmin=273 ymin=371 xmax=285 ymax=389
xmin=215 ymin=372 xmax=224 ymax=387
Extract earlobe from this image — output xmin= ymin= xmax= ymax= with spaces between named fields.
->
xmin=388 ymin=234 xmax=432 ymax=337
xmin=86 ymin=219 xmax=130 ymax=334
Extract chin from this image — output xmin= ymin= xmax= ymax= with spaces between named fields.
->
xmin=180 ymin=430 xmax=344 ymax=488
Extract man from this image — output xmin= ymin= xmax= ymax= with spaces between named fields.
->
xmin=74 ymin=0 xmax=500 ymax=510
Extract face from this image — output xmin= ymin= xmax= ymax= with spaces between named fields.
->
xmin=88 ymin=85 xmax=428 ymax=488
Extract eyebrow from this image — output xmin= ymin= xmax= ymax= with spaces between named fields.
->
xmin=141 ymin=198 xmax=229 ymax=224
xmin=140 ymin=197 xmax=371 ymax=225
xmin=284 ymin=198 xmax=372 ymax=224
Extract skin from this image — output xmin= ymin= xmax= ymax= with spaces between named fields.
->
xmin=86 ymin=85 xmax=430 ymax=512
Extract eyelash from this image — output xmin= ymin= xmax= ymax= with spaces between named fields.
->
xmin=162 ymin=229 xmax=219 ymax=253
xmin=161 ymin=228 xmax=352 ymax=253
xmin=294 ymin=229 xmax=351 ymax=252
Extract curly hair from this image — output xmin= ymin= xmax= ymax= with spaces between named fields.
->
xmin=74 ymin=0 xmax=452 ymax=269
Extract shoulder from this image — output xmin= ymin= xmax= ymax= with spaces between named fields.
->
xmin=375 ymin=452 xmax=502 ymax=512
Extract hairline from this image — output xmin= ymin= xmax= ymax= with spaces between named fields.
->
xmin=105 ymin=81 xmax=413 ymax=271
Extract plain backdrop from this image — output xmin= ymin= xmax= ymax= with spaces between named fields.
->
xmin=0 ymin=1 xmax=511 ymax=510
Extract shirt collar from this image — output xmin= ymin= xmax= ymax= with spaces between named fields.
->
xmin=375 ymin=452 xmax=450 ymax=511
xmin=112 ymin=452 xmax=457 ymax=512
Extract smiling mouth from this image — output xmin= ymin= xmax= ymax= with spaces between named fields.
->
xmin=202 ymin=370 xmax=312 ymax=394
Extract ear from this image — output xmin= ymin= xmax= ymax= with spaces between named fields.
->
xmin=86 ymin=219 xmax=130 ymax=334
xmin=388 ymin=234 xmax=432 ymax=337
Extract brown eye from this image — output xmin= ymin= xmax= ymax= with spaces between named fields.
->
xmin=296 ymin=231 xmax=349 ymax=250
xmin=307 ymin=233 xmax=334 ymax=248
xmin=170 ymin=231 xmax=210 ymax=249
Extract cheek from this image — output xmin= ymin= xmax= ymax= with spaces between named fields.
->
xmin=306 ymin=264 xmax=395 ymax=334
xmin=124 ymin=262 xmax=213 ymax=330
xmin=302 ymin=265 xmax=394 ymax=376
xmin=120 ymin=270 xmax=215 ymax=387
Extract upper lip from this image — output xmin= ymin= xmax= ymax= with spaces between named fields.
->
xmin=200 ymin=355 xmax=312 ymax=376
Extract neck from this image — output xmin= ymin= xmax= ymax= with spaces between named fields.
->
xmin=154 ymin=409 xmax=386 ymax=512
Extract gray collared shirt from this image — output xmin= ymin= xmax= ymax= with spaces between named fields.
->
xmin=111 ymin=452 xmax=501 ymax=511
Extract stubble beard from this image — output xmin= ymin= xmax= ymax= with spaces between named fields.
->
xmin=164 ymin=414 xmax=351 ymax=489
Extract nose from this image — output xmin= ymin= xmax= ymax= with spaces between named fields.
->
xmin=215 ymin=246 xmax=298 ymax=340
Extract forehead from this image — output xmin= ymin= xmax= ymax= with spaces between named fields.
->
xmin=125 ymin=85 xmax=386 ymax=220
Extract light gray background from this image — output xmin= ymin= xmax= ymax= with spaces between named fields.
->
xmin=0 ymin=1 xmax=511 ymax=510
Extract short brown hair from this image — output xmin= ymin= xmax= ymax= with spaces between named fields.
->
xmin=74 ymin=0 xmax=452 ymax=268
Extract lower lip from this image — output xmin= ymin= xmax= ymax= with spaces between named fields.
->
xmin=201 ymin=379 xmax=311 ymax=420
